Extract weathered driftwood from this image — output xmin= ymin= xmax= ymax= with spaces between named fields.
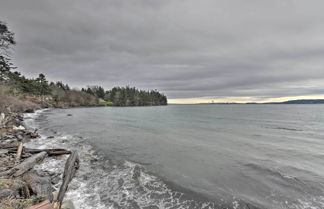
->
xmin=27 ymin=200 xmax=54 ymax=209
xmin=53 ymin=151 xmax=79 ymax=209
xmin=24 ymin=148 xmax=71 ymax=156
xmin=5 ymin=146 xmax=71 ymax=156
xmin=0 ymin=143 xmax=18 ymax=149
xmin=16 ymin=142 xmax=23 ymax=159
xmin=23 ymin=170 xmax=53 ymax=202
xmin=0 ymin=151 xmax=47 ymax=177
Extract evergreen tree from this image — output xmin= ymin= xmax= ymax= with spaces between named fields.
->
xmin=0 ymin=21 xmax=15 ymax=81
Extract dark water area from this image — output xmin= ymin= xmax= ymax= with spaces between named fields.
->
xmin=26 ymin=104 xmax=324 ymax=209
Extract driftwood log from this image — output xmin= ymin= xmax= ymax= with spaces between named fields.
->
xmin=0 ymin=143 xmax=18 ymax=149
xmin=0 ymin=151 xmax=47 ymax=177
xmin=23 ymin=148 xmax=71 ymax=156
xmin=53 ymin=151 xmax=79 ymax=209
xmin=16 ymin=142 xmax=23 ymax=159
xmin=1 ymin=144 xmax=71 ymax=156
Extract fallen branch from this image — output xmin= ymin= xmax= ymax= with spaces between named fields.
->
xmin=54 ymin=151 xmax=79 ymax=208
xmin=16 ymin=142 xmax=23 ymax=160
xmin=24 ymin=148 xmax=72 ymax=156
xmin=6 ymin=147 xmax=71 ymax=156
xmin=0 ymin=143 xmax=18 ymax=149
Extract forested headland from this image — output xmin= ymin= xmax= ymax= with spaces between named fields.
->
xmin=82 ymin=86 xmax=167 ymax=107
xmin=0 ymin=21 xmax=167 ymax=113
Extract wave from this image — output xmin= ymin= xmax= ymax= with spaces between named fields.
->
xmin=242 ymin=162 xmax=324 ymax=209
xmin=263 ymin=125 xmax=303 ymax=132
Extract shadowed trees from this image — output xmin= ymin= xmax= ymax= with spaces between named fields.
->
xmin=82 ymin=86 xmax=167 ymax=106
xmin=103 ymin=86 xmax=167 ymax=106
xmin=0 ymin=21 xmax=16 ymax=81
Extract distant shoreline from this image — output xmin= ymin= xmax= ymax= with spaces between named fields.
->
xmin=171 ymin=99 xmax=324 ymax=105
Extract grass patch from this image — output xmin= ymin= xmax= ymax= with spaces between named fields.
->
xmin=99 ymin=101 xmax=114 ymax=106
xmin=0 ymin=198 xmax=33 ymax=209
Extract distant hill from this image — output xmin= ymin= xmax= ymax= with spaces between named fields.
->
xmin=200 ymin=99 xmax=324 ymax=105
xmin=266 ymin=99 xmax=324 ymax=104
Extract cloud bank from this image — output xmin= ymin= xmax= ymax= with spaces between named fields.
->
xmin=1 ymin=0 xmax=324 ymax=102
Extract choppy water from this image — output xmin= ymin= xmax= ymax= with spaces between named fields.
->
xmin=24 ymin=104 xmax=324 ymax=209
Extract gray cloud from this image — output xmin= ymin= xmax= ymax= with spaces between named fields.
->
xmin=1 ymin=0 xmax=324 ymax=100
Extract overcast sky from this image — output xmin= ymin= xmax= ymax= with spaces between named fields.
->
xmin=1 ymin=0 xmax=324 ymax=103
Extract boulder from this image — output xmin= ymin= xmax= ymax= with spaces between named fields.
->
xmin=0 ymin=178 xmax=27 ymax=198
xmin=0 ymin=149 xmax=8 ymax=155
xmin=132 ymin=165 xmax=141 ymax=180
xmin=0 ymin=188 xmax=14 ymax=199
xmin=61 ymin=200 xmax=75 ymax=209
xmin=23 ymin=170 xmax=53 ymax=202
xmin=24 ymin=109 xmax=35 ymax=113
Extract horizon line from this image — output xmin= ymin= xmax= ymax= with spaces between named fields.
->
xmin=168 ymin=95 xmax=324 ymax=104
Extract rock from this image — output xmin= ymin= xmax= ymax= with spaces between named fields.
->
xmin=132 ymin=165 xmax=141 ymax=180
xmin=67 ymin=114 xmax=72 ymax=116
xmin=13 ymin=125 xmax=26 ymax=131
xmin=126 ymin=200 xmax=140 ymax=209
xmin=51 ymin=175 xmax=60 ymax=185
xmin=32 ymin=194 xmax=47 ymax=204
xmin=0 ymin=178 xmax=27 ymax=198
xmin=0 ymin=113 xmax=5 ymax=120
xmin=22 ymin=170 xmax=53 ymax=202
xmin=143 ymin=206 xmax=160 ymax=209
xmin=0 ymin=149 xmax=9 ymax=155
xmin=61 ymin=139 xmax=69 ymax=144
xmin=61 ymin=200 xmax=75 ymax=209
xmin=28 ymin=131 xmax=39 ymax=139
xmin=0 ymin=188 xmax=14 ymax=198
xmin=41 ymin=170 xmax=57 ymax=177
xmin=16 ymin=134 xmax=24 ymax=141
xmin=67 ymin=181 xmax=80 ymax=190
xmin=6 ymin=179 xmax=26 ymax=191
xmin=118 ymin=178 xmax=124 ymax=187
xmin=25 ymin=109 xmax=35 ymax=113
xmin=17 ymin=114 xmax=24 ymax=121
xmin=0 ymin=156 xmax=16 ymax=172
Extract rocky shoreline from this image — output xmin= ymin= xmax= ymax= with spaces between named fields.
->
xmin=0 ymin=111 xmax=78 ymax=209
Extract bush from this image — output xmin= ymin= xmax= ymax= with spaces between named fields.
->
xmin=0 ymin=83 xmax=41 ymax=113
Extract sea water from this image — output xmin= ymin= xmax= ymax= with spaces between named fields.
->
xmin=24 ymin=104 xmax=324 ymax=209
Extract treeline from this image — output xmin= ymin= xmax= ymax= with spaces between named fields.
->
xmin=81 ymin=86 xmax=167 ymax=106
xmin=1 ymin=71 xmax=99 ymax=108
xmin=0 ymin=21 xmax=167 ymax=111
